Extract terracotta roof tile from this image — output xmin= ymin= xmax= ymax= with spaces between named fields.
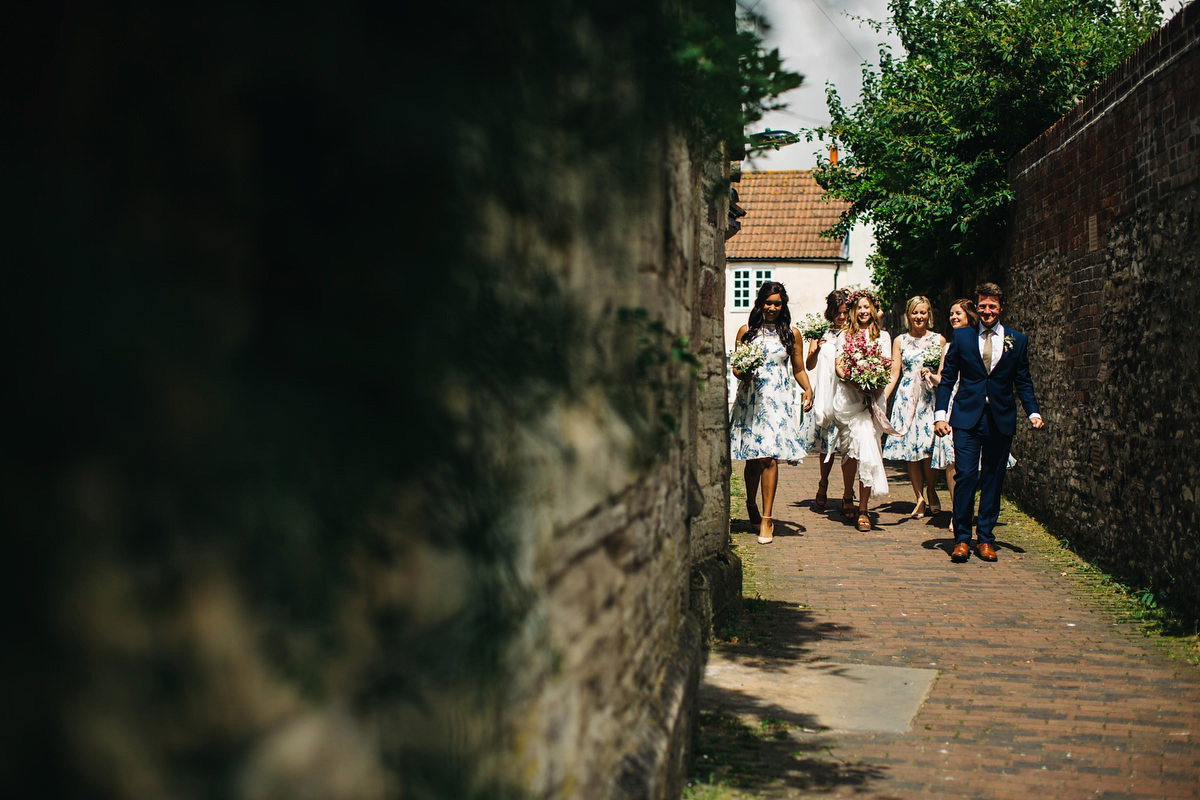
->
xmin=726 ymin=170 xmax=850 ymax=260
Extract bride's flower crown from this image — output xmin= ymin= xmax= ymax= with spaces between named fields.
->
xmin=847 ymin=289 xmax=880 ymax=310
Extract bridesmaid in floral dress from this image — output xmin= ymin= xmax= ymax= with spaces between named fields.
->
xmin=730 ymin=281 xmax=814 ymax=544
xmin=882 ymin=296 xmax=945 ymax=518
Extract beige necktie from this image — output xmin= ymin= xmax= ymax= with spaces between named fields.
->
xmin=982 ymin=329 xmax=994 ymax=373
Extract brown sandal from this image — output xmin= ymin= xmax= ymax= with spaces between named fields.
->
xmin=856 ymin=513 xmax=871 ymax=531
xmin=841 ymin=496 xmax=856 ymax=519
xmin=815 ymin=478 xmax=829 ymax=509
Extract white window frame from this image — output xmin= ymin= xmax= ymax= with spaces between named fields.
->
xmin=732 ymin=267 xmax=772 ymax=309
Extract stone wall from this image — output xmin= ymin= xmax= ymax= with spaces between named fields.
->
xmin=6 ymin=2 xmax=737 ymax=798
xmin=1004 ymin=2 xmax=1200 ymax=616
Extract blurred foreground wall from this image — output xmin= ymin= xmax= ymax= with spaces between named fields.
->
xmin=3 ymin=1 xmax=738 ymax=797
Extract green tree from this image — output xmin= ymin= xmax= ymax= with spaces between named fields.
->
xmin=811 ymin=0 xmax=1162 ymax=301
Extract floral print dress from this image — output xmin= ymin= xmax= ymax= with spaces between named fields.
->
xmin=729 ymin=328 xmax=807 ymax=461
xmin=883 ymin=332 xmax=941 ymax=462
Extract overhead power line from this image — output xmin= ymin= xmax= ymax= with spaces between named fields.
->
xmin=805 ymin=0 xmax=869 ymax=62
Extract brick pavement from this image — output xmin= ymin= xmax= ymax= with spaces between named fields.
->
xmin=699 ymin=457 xmax=1200 ymax=799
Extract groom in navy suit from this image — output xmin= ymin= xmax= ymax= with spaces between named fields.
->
xmin=934 ymin=283 xmax=1043 ymax=562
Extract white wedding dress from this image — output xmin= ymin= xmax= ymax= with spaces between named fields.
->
xmin=831 ymin=330 xmax=891 ymax=494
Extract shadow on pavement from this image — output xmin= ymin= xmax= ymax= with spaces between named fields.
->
xmin=713 ymin=597 xmax=861 ymax=670
xmin=732 ymin=518 xmax=808 ymax=537
xmin=689 ymin=706 xmax=887 ymax=796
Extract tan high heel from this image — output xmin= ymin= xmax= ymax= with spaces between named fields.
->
xmin=757 ymin=516 xmax=774 ymax=544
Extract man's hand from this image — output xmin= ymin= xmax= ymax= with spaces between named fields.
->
xmin=934 ymin=420 xmax=952 ymax=438
xmin=1030 ymin=416 xmax=1045 ymax=429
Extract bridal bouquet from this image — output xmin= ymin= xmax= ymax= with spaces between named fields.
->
xmin=799 ymin=313 xmax=830 ymax=341
xmin=921 ymin=342 xmax=943 ymax=370
xmin=839 ymin=332 xmax=890 ymax=393
xmin=730 ymin=340 xmax=766 ymax=375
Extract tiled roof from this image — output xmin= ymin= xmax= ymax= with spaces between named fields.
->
xmin=726 ymin=170 xmax=850 ymax=260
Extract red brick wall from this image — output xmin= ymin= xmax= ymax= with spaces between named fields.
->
xmin=1004 ymin=1 xmax=1200 ymax=615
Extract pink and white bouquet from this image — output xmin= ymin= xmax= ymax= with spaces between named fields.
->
xmin=839 ymin=332 xmax=891 ymax=393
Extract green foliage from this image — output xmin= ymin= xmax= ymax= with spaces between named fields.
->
xmin=671 ymin=2 xmax=803 ymax=153
xmin=810 ymin=0 xmax=1161 ymax=301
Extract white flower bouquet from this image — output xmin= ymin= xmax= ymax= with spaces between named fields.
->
xmin=921 ymin=342 xmax=944 ymax=370
xmin=799 ymin=313 xmax=830 ymax=341
xmin=730 ymin=340 xmax=767 ymax=375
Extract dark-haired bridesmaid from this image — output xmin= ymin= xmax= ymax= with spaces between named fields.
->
xmin=730 ymin=281 xmax=813 ymax=544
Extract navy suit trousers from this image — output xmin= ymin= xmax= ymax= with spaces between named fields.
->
xmin=951 ymin=405 xmax=1013 ymax=544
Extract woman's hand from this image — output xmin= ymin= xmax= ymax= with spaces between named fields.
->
xmin=802 ymin=389 xmax=814 ymax=412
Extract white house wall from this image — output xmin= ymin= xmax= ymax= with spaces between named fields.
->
xmin=723 ymin=225 xmax=875 ymax=405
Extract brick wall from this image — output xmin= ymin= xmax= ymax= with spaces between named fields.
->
xmin=1004 ymin=1 xmax=1200 ymax=615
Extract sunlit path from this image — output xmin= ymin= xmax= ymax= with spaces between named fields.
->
xmin=693 ymin=457 xmax=1200 ymax=799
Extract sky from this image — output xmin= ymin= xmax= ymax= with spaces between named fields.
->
xmin=741 ymin=0 xmax=903 ymax=171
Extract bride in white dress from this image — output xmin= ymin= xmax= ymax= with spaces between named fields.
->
xmin=832 ymin=290 xmax=892 ymax=531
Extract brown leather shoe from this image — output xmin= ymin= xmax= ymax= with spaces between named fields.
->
xmin=976 ymin=542 xmax=998 ymax=561
xmin=950 ymin=542 xmax=970 ymax=562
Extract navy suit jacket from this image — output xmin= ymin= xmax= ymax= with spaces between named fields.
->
xmin=935 ymin=324 xmax=1039 ymax=437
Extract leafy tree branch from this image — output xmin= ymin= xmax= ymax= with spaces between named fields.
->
xmin=809 ymin=0 xmax=1162 ymax=301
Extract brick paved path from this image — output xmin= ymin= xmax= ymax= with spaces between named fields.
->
xmin=700 ymin=457 xmax=1200 ymax=799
